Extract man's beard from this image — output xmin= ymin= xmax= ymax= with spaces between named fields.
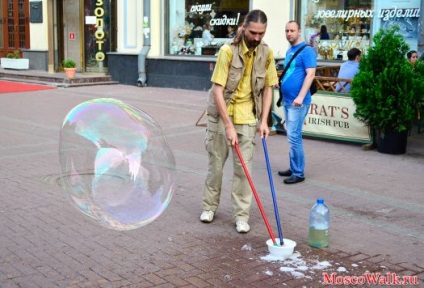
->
xmin=244 ymin=36 xmax=260 ymax=49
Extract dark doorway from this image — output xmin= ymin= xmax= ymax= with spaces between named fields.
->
xmin=54 ymin=0 xmax=64 ymax=71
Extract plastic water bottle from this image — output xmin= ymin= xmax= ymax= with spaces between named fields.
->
xmin=308 ymin=198 xmax=329 ymax=248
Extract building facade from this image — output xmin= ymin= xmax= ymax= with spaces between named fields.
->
xmin=0 ymin=0 xmax=420 ymax=90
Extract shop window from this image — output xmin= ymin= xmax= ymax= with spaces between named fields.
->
xmin=167 ymin=0 xmax=248 ymax=56
xmin=300 ymin=0 xmax=420 ymax=60
xmin=301 ymin=0 xmax=373 ymax=60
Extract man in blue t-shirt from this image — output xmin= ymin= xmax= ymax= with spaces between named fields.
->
xmin=335 ymin=48 xmax=361 ymax=93
xmin=278 ymin=20 xmax=316 ymax=184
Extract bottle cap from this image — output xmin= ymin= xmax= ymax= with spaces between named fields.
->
xmin=317 ymin=198 xmax=324 ymax=204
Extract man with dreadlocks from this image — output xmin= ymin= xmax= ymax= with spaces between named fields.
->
xmin=200 ymin=9 xmax=278 ymax=233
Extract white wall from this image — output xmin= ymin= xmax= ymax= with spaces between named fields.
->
xmin=116 ymin=0 xmax=162 ymax=56
xmin=252 ymin=0 xmax=292 ymax=59
xmin=149 ymin=0 xmax=162 ymax=56
xmin=29 ymin=0 xmax=48 ymax=50
xmin=117 ymin=0 xmax=142 ymax=53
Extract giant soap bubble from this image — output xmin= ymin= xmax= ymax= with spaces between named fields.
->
xmin=59 ymin=98 xmax=176 ymax=230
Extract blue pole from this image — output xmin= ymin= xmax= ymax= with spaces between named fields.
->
xmin=261 ymin=137 xmax=284 ymax=245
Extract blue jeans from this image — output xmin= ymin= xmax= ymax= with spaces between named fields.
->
xmin=283 ymin=102 xmax=310 ymax=178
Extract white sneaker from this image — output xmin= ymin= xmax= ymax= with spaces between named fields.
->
xmin=200 ymin=210 xmax=214 ymax=223
xmin=236 ymin=221 xmax=250 ymax=233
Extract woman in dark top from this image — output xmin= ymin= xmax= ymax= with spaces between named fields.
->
xmin=320 ymin=25 xmax=330 ymax=40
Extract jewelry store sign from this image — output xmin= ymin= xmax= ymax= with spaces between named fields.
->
xmin=85 ymin=0 xmax=106 ymax=62
xmin=315 ymin=7 xmax=419 ymax=21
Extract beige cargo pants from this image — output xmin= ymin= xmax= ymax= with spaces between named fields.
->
xmin=202 ymin=115 xmax=257 ymax=223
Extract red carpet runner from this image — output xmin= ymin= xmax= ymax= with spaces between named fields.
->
xmin=0 ymin=80 xmax=56 ymax=93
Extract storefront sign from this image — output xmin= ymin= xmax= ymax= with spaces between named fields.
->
xmin=378 ymin=8 xmax=419 ymax=21
xmin=30 ymin=1 xmax=43 ymax=23
xmin=210 ymin=14 xmax=240 ymax=26
xmin=189 ymin=2 xmax=241 ymax=26
xmin=315 ymin=7 xmax=419 ymax=21
xmin=190 ymin=4 xmax=212 ymax=14
xmin=94 ymin=0 xmax=105 ymax=62
xmin=316 ymin=9 xmax=374 ymax=21
xmin=305 ymin=93 xmax=371 ymax=142
xmin=272 ymin=91 xmax=371 ymax=143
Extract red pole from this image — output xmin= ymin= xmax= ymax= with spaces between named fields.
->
xmin=234 ymin=143 xmax=277 ymax=246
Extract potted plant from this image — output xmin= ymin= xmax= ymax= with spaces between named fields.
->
xmin=0 ymin=49 xmax=29 ymax=70
xmin=63 ymin=58 xmax=77 ymax=79
xmin=350 ymin=26 xmax=424 ymax=154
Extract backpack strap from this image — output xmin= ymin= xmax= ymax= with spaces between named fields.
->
xmin=276 ymin=44 xmax=309 ymax=107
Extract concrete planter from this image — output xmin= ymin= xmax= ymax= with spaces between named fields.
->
xmin=1 ymin=58 xmax=29 ymax=70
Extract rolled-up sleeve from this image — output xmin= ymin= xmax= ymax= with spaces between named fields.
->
xmin=211 ymin=45 xmax=232 ymax=87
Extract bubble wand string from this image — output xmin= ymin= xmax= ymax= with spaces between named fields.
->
xmin=261 ymin=137 xmax=284 ymax=246
xmin=234 ymin=143 xmax=278 ymax=246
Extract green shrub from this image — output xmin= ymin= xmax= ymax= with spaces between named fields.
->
xmin=350 ymin=26 xmax=424 ymax=132
xmin=62 ymin=59 xmax=76 ymax=68
xmin=6 ymin=50 xmax=21 ymax=59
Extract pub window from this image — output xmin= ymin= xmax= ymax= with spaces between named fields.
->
xmin=166 ymin=0 xmax=249 ymax=56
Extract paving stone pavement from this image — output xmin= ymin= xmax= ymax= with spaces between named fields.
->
xmin=0 ymin=84 xmax=423 ymax=288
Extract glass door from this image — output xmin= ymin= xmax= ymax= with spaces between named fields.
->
xmin=0 ymin=0 xmax=29 ymax=57
xmin=83 ymin=0 xmax=113 ymax=73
